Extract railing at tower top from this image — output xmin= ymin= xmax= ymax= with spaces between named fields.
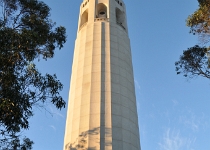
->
xmin=94 ymin=18 xmax=109 ymax=22
xmin=79 ymin=18 xmax=110 ymax=31
xmin=116 ymin=21 xmax=126 ymax=31
xmin=79 ymin=18 xmax=126 ymax=31
xmin=79 ymin=22 xmax=88 ymax=31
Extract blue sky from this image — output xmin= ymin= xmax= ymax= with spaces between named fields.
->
xmin=24 ymin=0 xmax=210 ymax=150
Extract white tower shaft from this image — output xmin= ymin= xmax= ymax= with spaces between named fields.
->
xmin=64 ymin=0 xmax=140 ymax=149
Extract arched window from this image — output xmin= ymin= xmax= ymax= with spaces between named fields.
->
xmin=80 ymin=10 xmax=88 ymax=27
xmin=96 ymin=3 xmax=107 ymax=18
xmin=116 ymin=8 xmax=126 ymax=29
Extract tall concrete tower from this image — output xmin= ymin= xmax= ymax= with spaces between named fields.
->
xmin=63 ymin=0 xmax=140 ymax=149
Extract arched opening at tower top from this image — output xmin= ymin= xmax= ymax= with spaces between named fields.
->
xmin=96 ymin=3 xmax=107 ymax=18
xmin=80 ymin=10 xmax=88 ymax=27
xmin=116 ymin=8 xmax=126 ymax=30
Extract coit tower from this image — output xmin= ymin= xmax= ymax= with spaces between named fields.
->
xmin=63 ymin=0 xmax=141 ymax=149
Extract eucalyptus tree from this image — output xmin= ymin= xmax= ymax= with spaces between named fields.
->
xmin=176 ymin=0 xmax=210 ymax=79
xmin=0 ymin=0 xmax=66 ymax=149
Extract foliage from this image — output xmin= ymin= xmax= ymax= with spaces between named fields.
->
xmin=187 ymin=0 xmax=210 ymax=38
xmin=0 ymin=0 xmax=66 ymax=149
xmin=0 ymin=137 xmax=33 ymax=150
xmin=175 ymin=45 xmax=210 ymax=79
xmin=176 ymin=0 xmax=210 ymax=79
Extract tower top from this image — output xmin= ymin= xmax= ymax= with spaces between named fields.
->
xmin=79 ymin=0 xmax=127 ymax=33
xmin=81 ymin=0 xmax=125 ymax=7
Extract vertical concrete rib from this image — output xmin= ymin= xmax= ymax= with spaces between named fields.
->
xmin=100 ymin=22 xmax=106 ymax=150
xmin=104 ymin=22 xmax=112 ymax=150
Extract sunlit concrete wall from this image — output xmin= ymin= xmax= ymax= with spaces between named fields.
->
xmin=63 ymin=0 xmax=140 ymax=149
